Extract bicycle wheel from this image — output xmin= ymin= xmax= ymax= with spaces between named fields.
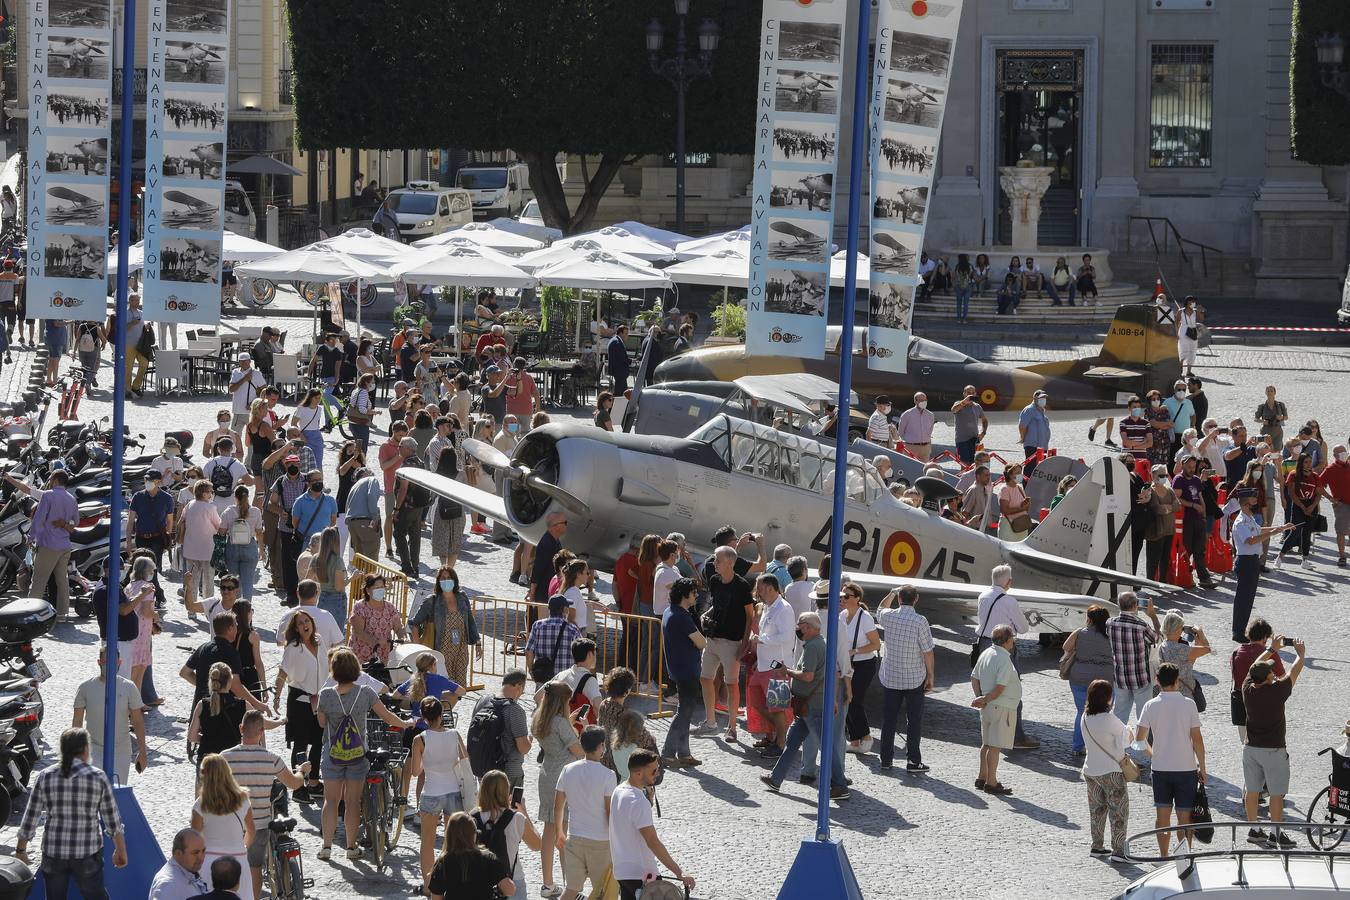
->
xmin=283 ymin=856 xmax=305 ymax=900
xmin=297 ymin=281 xmax=323 ymax=306
xmin=365 ymin=782 xmax=387 ymax=870
xmin=384 ymin=774 xmax=404 ymax=847
xmin=250 ymin=278 xmax=277 ymax=307
xmin=1306 ymin=785 xmax=1349 ymax=850
xmin=358 ymin=282 xmax=378 ymax=308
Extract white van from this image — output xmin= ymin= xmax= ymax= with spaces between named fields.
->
xmin=222 ymin=180 xmax=256 ymax=238
xmin=455 ymin=162 xmax=530 ymax=219
xmin=386 ymin=181 xmax=473 ymax=241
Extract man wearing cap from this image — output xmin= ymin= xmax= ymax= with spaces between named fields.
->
xmin=866 ymin=396 xmax=897 ymax=447
xmin=951 ymin=386 xmax=989 ymax=465
xmin=524 ymin=596 xmax=581 ymax=685
xmin=896 ymin=392 xmax=935 ymax=462
xmin=150 ymin=437 xmax=186 ymax=488
xmin=505 ymin=357 xmax=539 ymax=423
xmin=250 ymin=327 xmax=281 ymax=378
xmin=228 ymin=351 xmax=267 ymax=432
xmin=127 ymin=470 xmax=176 ymax=570
xmin=1018 ymin=390 xmax=1052 ymax=477
xmin=607 ymin=325 xmax=631 ymax=393
xmin=308 ymin=332 xmax=346 ymax=421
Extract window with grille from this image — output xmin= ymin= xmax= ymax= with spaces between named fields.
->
xmin=1149 ymin=44 xmax=1213 ymax=168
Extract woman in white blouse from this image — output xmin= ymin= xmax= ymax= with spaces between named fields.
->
xmin=273 ymin=610 xmax=326 ymax=802
xmin=840 ymin=582 xmax=881 ymax=754
xmin=289 ymin=387 xmax=327 ymax=469
xmin=1080 ymin=679 xmax=1131 ymax=863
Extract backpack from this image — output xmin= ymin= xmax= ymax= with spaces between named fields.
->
xmin=473 ymin=809 xmax=517 ymax=874
xmin=435 ymin=445 xmax=463 ymax=520
xmin=568 ymin=672 xmax=597 ymax=730
xmin=466 ymin=696 xmax=511 ymax=777
xmin=401 ymin=460 xmax=433 ymax=509
xmin=136 ymin=321 xmax=156 ymax=360
xmin=326 ymin=689 xmax=367 ymax=764
xmin=208 ymin=459 xmax=237 ymax=497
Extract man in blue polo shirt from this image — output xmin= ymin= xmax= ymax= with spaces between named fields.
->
xmin=290 ymin=470 xmax=337 ymax=545
xmin=126 ymin=471 xmax=175 ymax=570
xmin=1018 ymin=390 xmax=1052 ymax=477
xmin=661 ymin=578 xmax=706 ymax=767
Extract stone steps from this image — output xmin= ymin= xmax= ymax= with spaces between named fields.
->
xmin=913 ymin=283 xmax=1150 ymax=326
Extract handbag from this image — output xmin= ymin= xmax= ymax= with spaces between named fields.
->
xmin=765 ymin=677 xmax=792 ymax=711
xmin=1313 ymin=512 xmax=1329 ymax=533
xmin=1084 ymin=717 xmax=1139 ymax=783
xmin=1184 ymin=326 xmax=1198 ymax=341
xmin=1058 ymin=637 xmax=1077 ymax=681
xmin=1190 ymin=782 xmax=1215 ymax=843
xmin=1230 ymin=687 xmax=1246 ymax=726
xmin=970 ymin=592 xmax=1002 ymax=667
xmin=1191 ymin=679 xmax=1207 ymax=713
xmin=453 ymin=735 xmax=476 ymax=810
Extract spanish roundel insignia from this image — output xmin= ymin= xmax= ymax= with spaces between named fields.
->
xmin=979 ymin=386 xmax=999 ymax=406
xmin=912 ymin=1 xmax=929 ymax=16
xmin=882 ymin=531 xmax=922 ymax=577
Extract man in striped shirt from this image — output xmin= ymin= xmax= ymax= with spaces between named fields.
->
xmin=222 ymin=710 xmax=309 ymax=900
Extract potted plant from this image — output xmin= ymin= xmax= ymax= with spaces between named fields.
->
xmin=707 ymin=289 xmax=746 ymax=345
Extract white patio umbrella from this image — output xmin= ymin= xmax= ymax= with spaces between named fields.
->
xmin=535 ymin=251 xmax=673 ymax=349
xmin=552 ymin=226 xmax=676 ymax=262
xmin=515 ymin=239 xmax=655 ymax=274
xmin=489 ymin=217 xmax=562 ymax=244
xmin=107 ymin=231 xmax=287 ymax=275
xmin=412 ymin=221 xmax=546 ymax=254
xmin=664 ymin=247 xmax=750 ymax=288
xmin=389 ymin=244 xmax=538 ymax=356
xmin=235 ymin=245 xmax=391 ymax=340
xmin=314 ymin=227 xmax=407 ymax=264
xmin=607 ymin=220 xmax=690 ymax=249
xmin=673 ymin=225 xmax=751 ymax=260
xmin=829 ymin=250 xmax=872 ymax=288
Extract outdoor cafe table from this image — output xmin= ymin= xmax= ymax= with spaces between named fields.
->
xmin=531 ymin=358 xmax=591 ymax=409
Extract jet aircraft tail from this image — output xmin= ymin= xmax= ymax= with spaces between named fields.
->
xmin=1019 ymin=303 xmax=1182 ymax=396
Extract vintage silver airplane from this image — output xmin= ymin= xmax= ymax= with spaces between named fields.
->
xmin=871 ymin=232 xmax=916 ymax=274
xmin=163 ymin=190 xmax=221 ymax=229
xmin=46 ymin=186 xmax=104 ymax=226
xmin=48 ymin=37 xmax=107 ymax=72
xmin=399 ymin=416 xmax=1167 ymax=636
xmin=166 ymin=42 xmax=222 ymax=80
xmin=768 ymin=221 xmax=828 ymax=261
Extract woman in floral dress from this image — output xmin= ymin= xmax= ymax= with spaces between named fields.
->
xmin=127 ymin=556 xmax=159 ymax=695
xmin=348 ymin=575 xmax=406 ymax=673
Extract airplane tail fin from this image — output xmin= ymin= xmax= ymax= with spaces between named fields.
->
xmin=1097 ymin=302 xmax=1179 ymax=371
xmin=1023 ymin=456 xmax=1140 ymax=597
xmin=1023 ymin=460 xmax=1107 ymax=563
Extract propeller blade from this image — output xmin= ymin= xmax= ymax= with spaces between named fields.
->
xmin=523 ymin=473 xmax=592 ymax=518
xmin=461 ymin=438 xmax=511 ymax=471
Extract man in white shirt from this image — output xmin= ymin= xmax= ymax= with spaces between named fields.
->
xmin=554 ymin=726 xmax=618 ymax=900
xmin=228 ymin=352 xmax=267 ymax=431
xmin=651 ymin=540 xmax=681 ymax=617
xmin=200 ymin=437 xmax=251 ymax=512
xmin=895 ymin=392 xmax=936 ymax=462
xmin=72 ymin=643 xmax=148 ymax=784
xmin=609 ymin=750 xmax=695 ymax=899
xmin=541 ymin=638 xmax=603 ymax=713
xmin=749 ymin=574 xmax=796 ymax=757
xmin=784 ymin=556 xmax=815 ymax=617
xmin=276 ymin=579 xmax=345 ymax=650
xmin=148 ymin=828 xmax=209 ymax=900
xmin=1135 ymin=661 xmax=1207 ymax=857
xmin=974 ymin=565 xmax=1037 ymax=748
xmin=866 ymin=396 xmax=897 ymax=447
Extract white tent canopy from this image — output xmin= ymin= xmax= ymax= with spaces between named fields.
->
xmin=108 ymin=231 xmax=286 ymax=275
xmin=829 ymin=250 xmax=871 ymax=288
xmin=413 ymin=221 xmax=546 ymax=254
xmin=673 ymin=225 xmax=751 ymax=260
xmin=535 ymin=250 xmax=673 ymax=291
xmin=552 ymin=226 xmax=676 ymax=262
xmin=314 ymin=228 xmax=408 ymax=264
xmin=233 ymin=244 xmax=390 ymax=283
xmin=606 ymin=220 xmax=690 ymax=249
xmin=515 ymin=239 xmax=655 ymax=274
xmin=490 ymin=217 xmax=562 ymax=244
xmin=389 ymin=244 xmax=537 ymax=289
xmin=664 ymin=248 xmax=750 ymax=288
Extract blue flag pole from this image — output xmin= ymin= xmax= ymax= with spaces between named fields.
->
xmin=103 ymin=0 xmax=134 ymax=778
xmin=778 ymin=0 xmax=870 ymax=896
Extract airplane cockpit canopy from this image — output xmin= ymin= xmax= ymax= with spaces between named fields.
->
xmin=825 ymin=327 xmax=977 ymax=364
xmin=688 ymin=414 xmax=886 ymax=503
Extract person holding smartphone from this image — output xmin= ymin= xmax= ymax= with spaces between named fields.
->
xmin=1230 ymin=489 xmax=1300 ymax=641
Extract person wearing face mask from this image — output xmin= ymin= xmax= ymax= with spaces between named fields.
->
xmin=410 ymin=565 xmax=482 ymax=687
xmin=866 ymin=396 xmax=898 ymax=448
xmin=1017 ymin=390 xmax=1051 ymax=476
xmin=348 ymin=574 xmax=407 ymax=673
xmin=895 ymin=392 xmax=935 ymax=462
xmin=1143 ymin=389 xmax=1173 ymax=468
xmin=127 ymin=470 xmax=176 ymax=571
xmin=203 ymin=409 xmax=242 ymax=461
xmin=1318 ymin=444 xmax=1350 ymax=566
xmin=1221 ymin=420 xmax=1259 ymax=491
xmin=290 ymin=471 xmax=338 ymax=546
xmin=1162 ymin=381 xmax=1195 ymax=467
xmin=950 ymin=385 xmax=989 ymax=465
xmin=495 ymin=414 xmax=522 ymax=455
xmin=1176 ymin=295 xmax=1204 ymax=376
xmin=150 ymin=436 xmax=186 ymax=488
xmin=1254 ymin=385 xmax=1287 ymax=452
xmin=1118 ymin=397 xmax=1154 ymax=463
xmin=268 ymin=460 xmax=311 ymax=606
xmin=1230 ymin=489 xmax=1300 ymax=640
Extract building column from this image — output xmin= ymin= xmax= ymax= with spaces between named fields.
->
xmin=1089 ymin=0 xmax=1140 ymax=251
xmin=1252 ymin=1 xmax=1346 ymax=300
xmin=931 ymin=2 xmax=983 ymax=249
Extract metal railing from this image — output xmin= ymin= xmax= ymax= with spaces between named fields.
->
xmin=112 ymin=67 xmax=147 ymax=104
xmin=278 ymin=69 xmax=293 ymax=106
xmin=1125 ymin=215 xmax=1225 ymax=294
xmin=347 ymin=553 xmax=411 ymax=640
xmin=1123 ymin=821 xmax=1350 ymax=881
xmin=465 ymin=596 xmax=673 ymax=718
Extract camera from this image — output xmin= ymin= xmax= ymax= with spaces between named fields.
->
xmin=1282 ymin=636 xmax=1301 ymax=648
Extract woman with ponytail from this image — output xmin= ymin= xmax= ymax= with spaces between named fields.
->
xmin=14 ymin=727 xmax=129 ymax=894
xmin=393 ymin=651 xmax=466 ymax=731
xmin=189 ymin=662 xmax=245 ymax=760
xmin=218 ymin=483 xmax=263 ymax=600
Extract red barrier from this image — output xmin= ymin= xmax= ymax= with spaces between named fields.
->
xmin=1206 ymin=523 xmax=1233 ymax=574
xmin=1169 ymin=511 xmax=1195 ymax=588
xmin=1134 ymin=458 xmax=1153 ymax=482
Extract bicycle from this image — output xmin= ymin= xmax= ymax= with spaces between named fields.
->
xmin=1305 ymin=744 xmax=1350 ymax=850
xmin=314 ymin=385 xmax=353 ymax=440
xmin=264 ymin=781 xmax=312 ymax=900
xmin=359 ymin=717 xmax=409 ymax=872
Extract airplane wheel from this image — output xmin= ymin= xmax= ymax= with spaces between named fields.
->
xmin=1039 ymin=632 xmax=1068 ymax=649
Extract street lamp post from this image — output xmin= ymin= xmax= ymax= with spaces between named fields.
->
xmin=646 ymin=0 xmax=720 ymax=234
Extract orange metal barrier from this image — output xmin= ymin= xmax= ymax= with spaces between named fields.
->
xmin=466 ymin=596 xmax=672 ymax=718
xmin=348 ymin=553 xmax=411 ymax=640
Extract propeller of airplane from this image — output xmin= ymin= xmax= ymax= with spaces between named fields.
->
xmin=460 ymin=438 xmax=592 ymax=517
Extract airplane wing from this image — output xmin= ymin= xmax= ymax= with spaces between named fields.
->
xmin=396 ymin=466 xmax=506 ymax=522
xmin=165 ymin=190 xmax=211 ymax=209
xmin=819 ymin=570 xmax=1111 ymax=634
xmin=49 ymin=186 xmax=95 ymax=204
xmin=1082 ymin=365 xmax=1145 ymax=379
xmin=771 ymin=221 xmax=817 ymax=240
xmin=1007 ymin=543 xmax=1172 ymax=592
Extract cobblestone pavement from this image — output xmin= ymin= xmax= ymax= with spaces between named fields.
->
xmin=1 ymin=338 xmax=1348 ymax=899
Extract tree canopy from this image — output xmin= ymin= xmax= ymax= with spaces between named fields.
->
xmin=1290 ymin=0 xmax=1350 ymax=165
xmin=288 ymin=0 xmax=761 ymax=232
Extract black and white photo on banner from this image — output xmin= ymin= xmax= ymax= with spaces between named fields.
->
xmin=877 ymin=130 xmax=936 ymax=174
xmin=883 ymin=78 xmax=945 ymax=128
xmin=774 ymin=69 xmax=839 ymax=115
xmin=46 ymin=86 xmax=109 ymax=127
xmin=772 ymin=121 xmax=836 ymax=164
xmin=888 ymin=31 xmax=953 ymax=81
xmin=165 ymin=40 xmax=228 ymax=84
xmin=870 ymin=228 xmax=919 ymax=276
xmin=46 ymin=37 xmax=111 ymax=81
xmin=162 ymin=186 xmax=225 ymax=231
xmin=767 ymin=218 xmax=830 ymax=264
xmin=166 ymin=0 xmax=227 ymax=34
xmin=769 ymin=170 xmax=832 ymax=212
xmin=764 ymin=268 xmax=827 ymax=317
xmin=162 ymin=140 xmax=224 ymax=180
xmin=43 ymin=232 xmax=106 ymax=279
xmin=163 ymin=88 xmax=226 ymax=132
xmin=49 ymin=0 xmax=110 ymax=29
xmin=45 ymin=182 xmax=107 ymax=228
xmin=869 ymin=279 xmax=915 ymax=332
xmin=159 ymin=237 xmax=223 ymax=285
xmin=777 ymin=20 xmax=841 ymax=65
xmin=45 ymin=135 xmax=108 ymax=175
xmin=874 ymin=180 xmax=928 ymax=226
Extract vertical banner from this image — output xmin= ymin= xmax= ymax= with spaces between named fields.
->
xmin=143 ymin=0 xmax=230 ymax=325
xmin=746 ymin=0 xmax=848 ymax=359
xmin=866 ymin=0 xmax=962 ymax=372
xmin=25 ymin=0 xmax=115 ymax=322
